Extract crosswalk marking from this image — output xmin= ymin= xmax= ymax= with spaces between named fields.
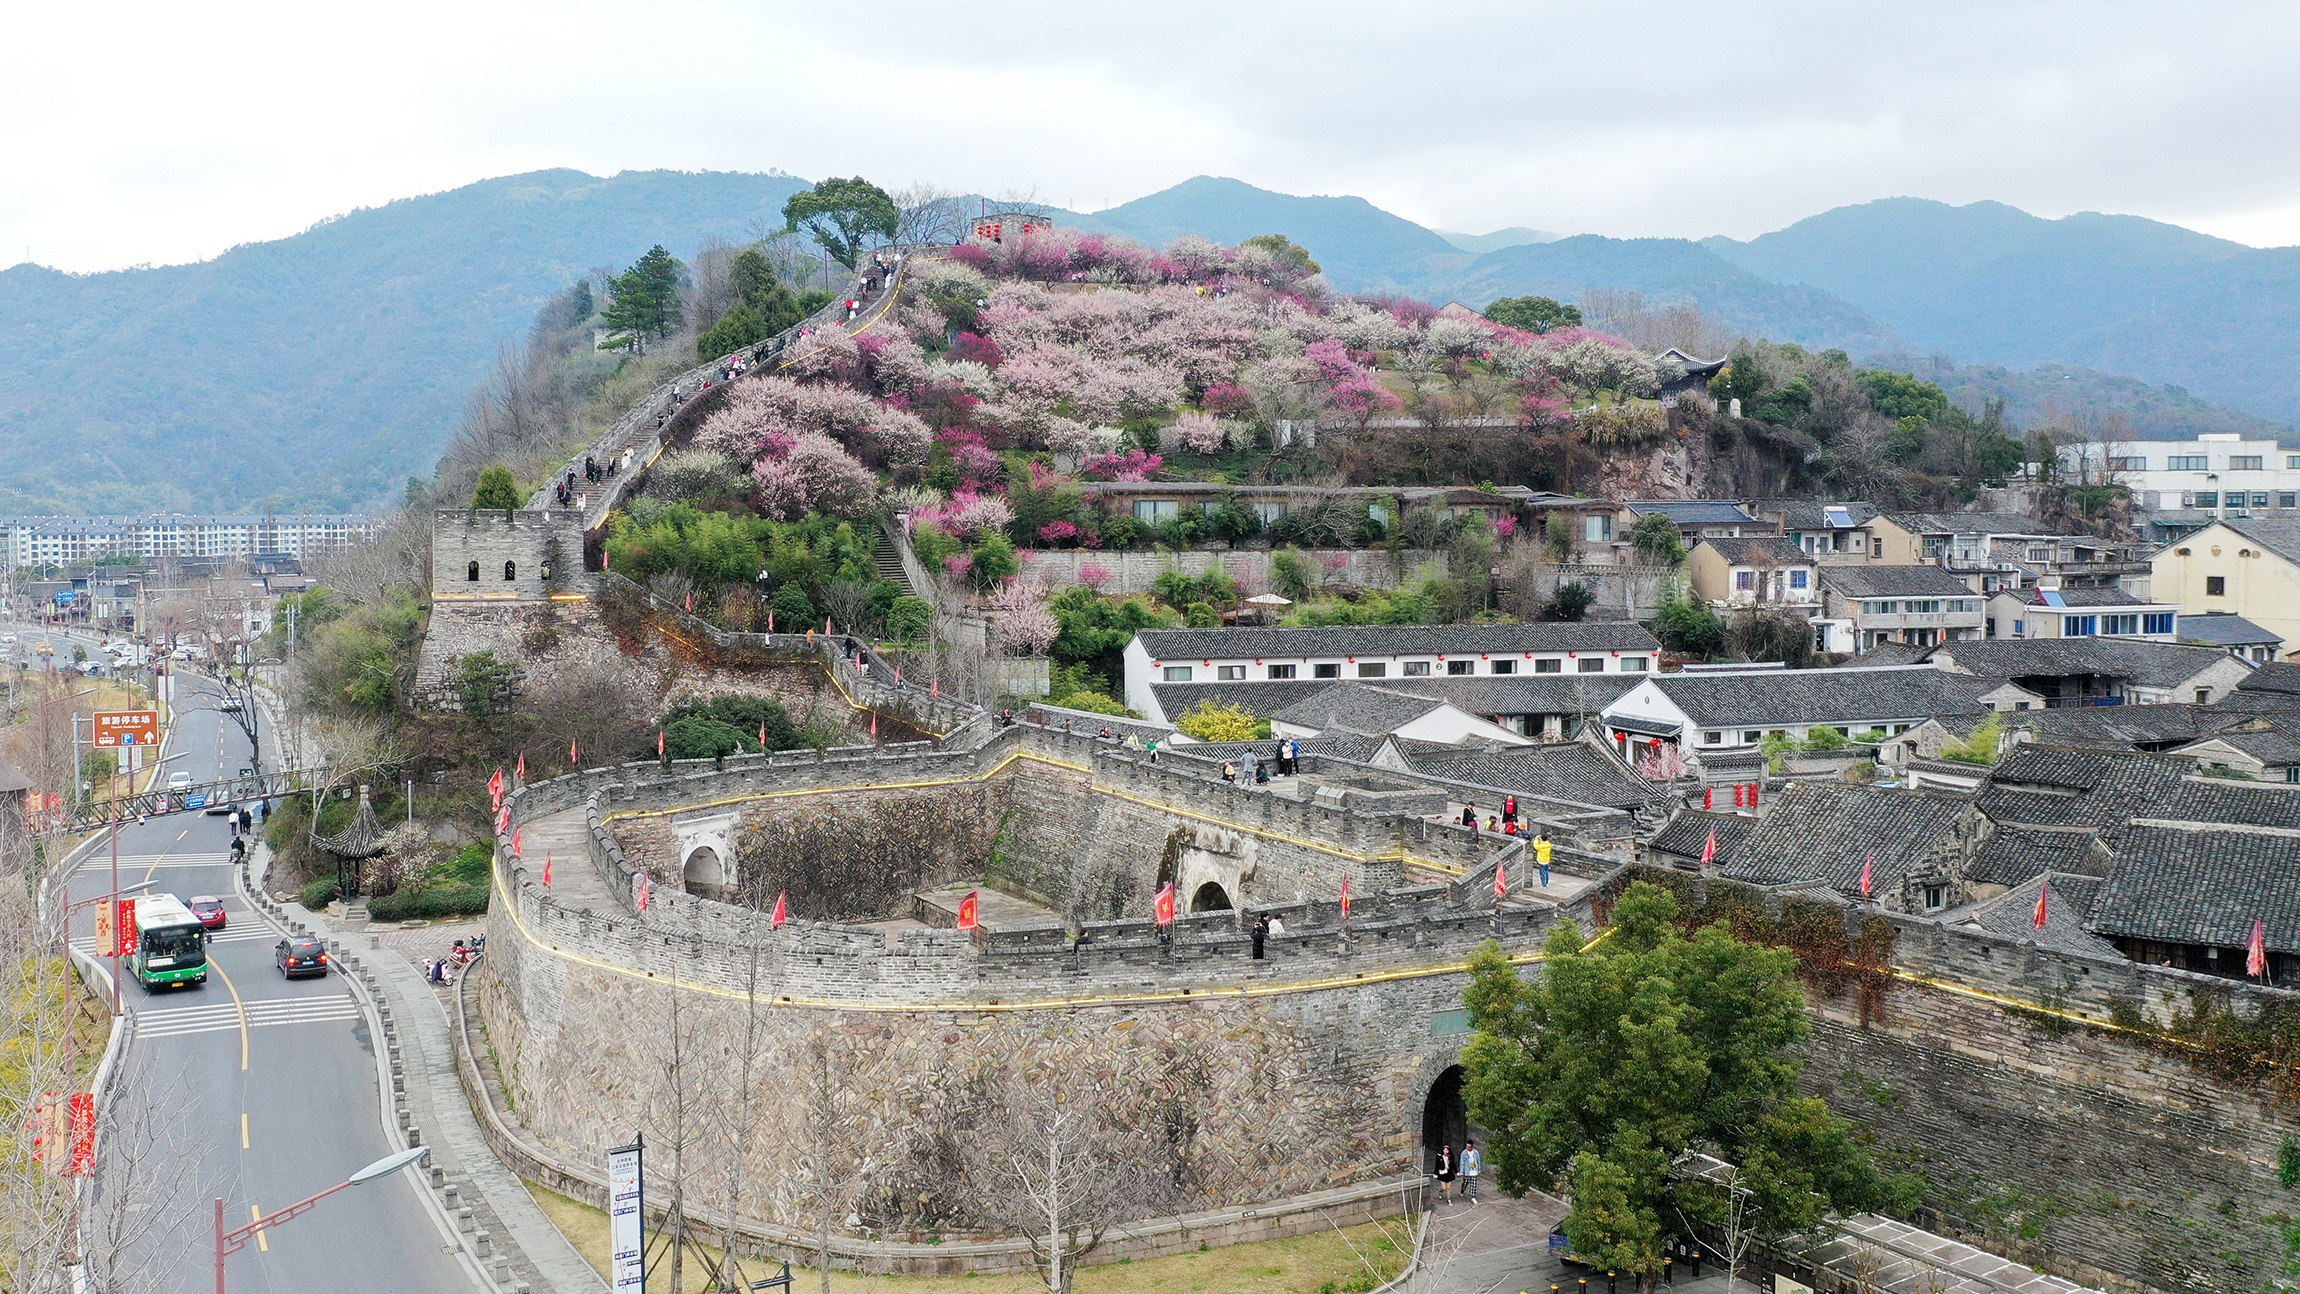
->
xmin=133 ymin=995 xmax=360 ymax=1040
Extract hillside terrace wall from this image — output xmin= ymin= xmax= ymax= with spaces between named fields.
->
xmin=1625 ymin=867 xmax=2300 ymax=1294
xmin=1009 ymin=545 xmax=1445 ymax=596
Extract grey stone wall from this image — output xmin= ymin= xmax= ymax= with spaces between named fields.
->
xmin=431 ymin=508 xmax=592 ymax=602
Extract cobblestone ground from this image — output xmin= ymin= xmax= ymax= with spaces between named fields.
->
xmin=364 ymin=914 xmax=490 ymax=980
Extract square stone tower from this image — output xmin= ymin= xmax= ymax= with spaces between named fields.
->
xmin=431 ymin=508 xmax=590 ymax=602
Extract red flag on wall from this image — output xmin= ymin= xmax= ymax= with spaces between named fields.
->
xmin=658 ymin=729 xmax=666 ymax=757
xmin=496 ymin=806 xmax=511 ymax=835
xmin=1154 ymin=882 xmax=1176 ymax=926
xmin=635 ymin=871 xmax=651 ymax=911
xmin=488 ymin=768 xmax=505 ymax=809
xmin=1494 ymin=861 xmax=1508 ymax=898
xmin=570 ymin=737 xmax=579 ymax=767
xmin=1861 ymin=852 xmax=1874 ymax=900
xmin=2248 ymin=919 xmax=2268 ymax=978
xmin=512 ymin=829 xmax=522 ymax=858
xmin=1699 ymin=829 xmax=1717 ymax=867
xmin=771 ymin=890 xmax=788 ymax=928
xmin=515 ymin=751 xmax=526 ymax=782
xmin=2032 ymin=884 xmax=2049 ymax=930
xmin=1340 ymin=874 xmax=1352 ymax=919
xmin=957 ymin=890 xmax=980 ymax=930
xmin=542 ymin=856 xmax=553 ymax=887
xmin=759 ymin=721 xmax=768 ymax=749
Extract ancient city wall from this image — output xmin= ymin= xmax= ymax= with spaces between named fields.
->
xmin=1624 ymin=867 xmax=2300 ymax=1294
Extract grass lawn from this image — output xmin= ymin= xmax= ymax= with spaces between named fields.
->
xmin=526 ymin=1184 xmax=1412 ymax=1294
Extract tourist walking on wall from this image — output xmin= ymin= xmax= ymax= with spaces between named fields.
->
xmin=1251 ymin=913 xmax=1269 ymax=959
xmin=1146 ymin=735 xmax=1159 ymax=764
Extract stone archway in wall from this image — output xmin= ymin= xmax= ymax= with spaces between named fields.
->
xmin=1420 ymin=1064 xmax=1469 ymax=1175
xmin=1157 ymin=823 xmax=1258 ymax=923
xmin=671 ymin=810 xmax=740 ymax=900
xmin=1190 ymin=881 xmax=1232 ymax=912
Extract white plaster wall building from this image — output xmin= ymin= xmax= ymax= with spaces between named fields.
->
xmin=2068 ymin=434 xmax=2300 ymax=517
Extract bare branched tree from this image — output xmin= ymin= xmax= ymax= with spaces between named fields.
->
xmin=961 ymin=1055 xmax=1176 ymax=1294
xmin=893 ymin=183 xmax=968 ymax=246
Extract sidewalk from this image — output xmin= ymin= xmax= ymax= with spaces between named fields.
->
xmin=252 ymin=848 xmax=604 ymax=1294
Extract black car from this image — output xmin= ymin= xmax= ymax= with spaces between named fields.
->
xmin=275 ymin=936 xmax=329 ymax=978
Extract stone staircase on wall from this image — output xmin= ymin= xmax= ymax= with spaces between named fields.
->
xmin=873 ymin=533 xmax=916 ymax=598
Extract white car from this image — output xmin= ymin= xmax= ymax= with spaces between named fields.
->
xmin=166 ymin=771 xmax=194 ymax=791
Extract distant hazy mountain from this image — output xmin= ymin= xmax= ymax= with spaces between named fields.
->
xmin=1436 ymin=227 xmax=1561 ymax=254
xmin=1069 ymin=176 xmax=1461 ymax=291
xmin=1861 ymin=352 xmax=2294 ymax=445
xmin=1431 ymin=236 xmax=1903 ymax=356
xmin=0 ymin=168 xmax=809 ymax=514
xmin=1703 ymin=198 xmax=2300 ymax=424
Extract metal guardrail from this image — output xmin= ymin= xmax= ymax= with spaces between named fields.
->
xmin=33 ymin=768 xmax=317 ymax=839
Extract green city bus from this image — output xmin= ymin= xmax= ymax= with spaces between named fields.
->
xmin=131 ymin=895 xmax=208 ymax=990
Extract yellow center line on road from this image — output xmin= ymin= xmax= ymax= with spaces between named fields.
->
xmin=241 ymin=1112 xmax=249 ymax=1149
xmin=210 ymin=960 xmax=250 ymax=1070
xmin=251 ymin=1204 xmax=267 ymax=1252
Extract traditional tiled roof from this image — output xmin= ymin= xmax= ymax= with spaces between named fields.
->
xmin=1756 ymin=500 xmax=1879 ymax=531
xmin=1150 ymin=680 xmax=1335 ymax=721
xmin=1696 ymin=536 xmax=1812 ymax=566
xmin=1997 ymin=703 xmax=2256 ymax=751
xmin=1966 ymin=826 xmax=2106 ymax=887
xmin=1976 ymin=745 xmax=2188 ymax=830
xmin=1820 ymin=565 xmax=1979 ymax=598
xmin=2025 ymin=586 xmax=2146 ymax=607
xmin=1630 ymin=667 xmax=1994 ymax=729
xmin=1721 ymin=781 xmax=1971 ymax=896
xmin=1648 ymin=809 xmax=1755 ymax=867
xmin=2091 ymin=824 xmax=2300 ymax=952
xmin=1273 ymin=683 xmax=1450 ymax=735
xmin=1623 ymin=500 xmax=1759 ymax=525
xmin=2177 ymin=613 xmax=2283 ymax=649
xmin=1392 ymin=744 xmax=1661 ymax=810
xmin=2151 ymin=779 xmax=2300 ymax=831
xmin=1956 ymin=873 xmax=2120 ymax=957
xmin=315 ymin=786 xmax=387 ymax=859
xmin=1387 ymin=674 xmax=1641 ymax=716
xmin=2235 ymin=662 xmax=2300 ymax=696
xmin=1882 ymin=511 xmax=2066 ymax=536
xmin=1845 ymin=642 xmax=1927 ymax=667
xmin=2212 ymin=518 xmax=2300 ymax=568
xmin=2181 ymin=726 xmax=2300 ymax=768
xmin=1136 ymin=623 xmax=1661 ymax=661
xmin=1924 ymin=638 xmax=2242 ymax=691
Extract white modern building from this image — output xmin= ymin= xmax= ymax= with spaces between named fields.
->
xmin=0 ymin=514 xmax=372 ymax=567
xmin=2066 ymin=434 xmax=2300 ymax=517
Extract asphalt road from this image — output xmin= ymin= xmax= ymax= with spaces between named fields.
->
xmin=61 ymin=666 xmax=482 ymax=1294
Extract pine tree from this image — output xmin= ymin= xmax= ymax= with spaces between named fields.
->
xmin=472 ymin=465 xmax=521 ymax=512
xmin=599 ymin=245 xmax=686 ymax=351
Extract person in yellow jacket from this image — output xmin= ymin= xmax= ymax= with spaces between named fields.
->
xmin=1535 ymin=832 xmax=1553 ymax=887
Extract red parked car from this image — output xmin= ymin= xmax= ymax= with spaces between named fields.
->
xmin=187 ymin=896 xmax=227 ymax=930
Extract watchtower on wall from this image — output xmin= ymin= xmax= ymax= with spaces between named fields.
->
xmin=431 ymin=508 xmax=592 ymax=603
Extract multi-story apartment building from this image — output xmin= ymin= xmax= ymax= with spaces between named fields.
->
xmin=2067 ymin=433 xmax=2300 ymax=519
xmin=1984 ymin=586 xmax=2180 ymax=642
xmin=0 ymin=514 xmax=371 ymax=567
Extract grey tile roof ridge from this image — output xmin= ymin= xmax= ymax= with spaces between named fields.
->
xmin=2176 ymin=613 xmax=2282 ymax=646
xmin=1135 ymin=622 xmax=1663 ymax=657
xmin=1820 ymin=564 xmax=1987 ymax=597
xmin=2214 ymin=516 xmax=2300 ymax=566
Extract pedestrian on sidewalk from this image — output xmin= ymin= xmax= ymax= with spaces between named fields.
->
xmin=1433 ymin=1144 xmax=1455 ymax=1203
xmin=1460 ymin=1140 xmax=1482 ymax=1203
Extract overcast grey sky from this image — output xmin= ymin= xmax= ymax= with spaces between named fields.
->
xmin=7 ymin=0 xmax=2297 ymax=273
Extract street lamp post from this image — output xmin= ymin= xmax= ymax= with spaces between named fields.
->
xmin=213 ymin=1146 xmax=429 ymax=1293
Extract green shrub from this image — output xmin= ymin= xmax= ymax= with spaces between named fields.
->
xmin=1802 ymin=725 xmax=1850 ymax=751
xmin=1184 ymin=601 xmax=1221 ymax=628
xmin=1053 ymin=691 xmax=1126 ymax=717
xmin=367 ymin=881 xmax=489 ymax=923
xmin=911 ymin=523 xmax=958 ymax=571
xmin=886 ymin=596 xmax=933 ymax=641
xmin=771 ymin=581 xmax=817 ymax=627
xmin=298 ymin=877 xmax=339 ymax=910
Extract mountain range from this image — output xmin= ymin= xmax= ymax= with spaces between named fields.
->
xmin=1 ymin=171 xmax=2290 ymax=515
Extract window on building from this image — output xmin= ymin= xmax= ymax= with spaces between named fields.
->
xmin=1447 ymin=660 xmax=1473 ymax=676
xmin=1704 ymin=731 xmax=1724 ymax=744
xmin=2063 ymin=615 xmax=2097 ymax=636
xmin=2283 ymin=493 xmax=2297 ymax=509
xmin=1741 ymin=731 xmax=1761 ymax=743
xmin=1163 ymin=665 xmax=1193 ymax=682
xmin=2290 ymin=455 xmax=2300 ymax=470
xmin=1403 ymin=660 xmax=1432 ymax=676
xmin=1267 ymin=664 xmax=1296 ymax=679
xmin=1534 ymin=658 xmax=1562 ymax=673
xmin=1313 ymin=663 xmax=1341 ymax=679
xmin=466 ymin=561 xmax=479 ymax=582
xmin=1133 ymin=500 xmax=1179 ymax=522
xmin=2195 ymin=492 xmax=2219 ymax=508
xmin=503 ymin=560 xmax=517 ymax=581
xmin=1578 ymin=658 xmax=1605 ymax=673
xmin=1908 ymin=600 xmax=1940 ymax=614
xmin=2142 ymin=613 xmax=2174 ymax=634
xmin=2197 ymin=688 xmax=2212 ymax=704
xmin=2206 ymin=576 xmax=2226 ymax=596
xmin=2109 ymin=456 xmax=2147 ymax=471
xmin=2255 ymin=493 xmax=2272 ymax=508
xmin=1870 ymin=601 xmax=1897 ymax=615
xmin=1216 ymin=665 xmax=1245 ymax=680
xmin=2168 ymin=455 xmax=2210 ymax=471
xmin=2286 ymin=766 xmax=2300 ymax=784
xmin=1357 ymin=663 xmax=1387 ymax=678
xmin=1623 ymin=656 xmax=1648 ymax=671
xmin=1584 ymin=515 xmax=1613 ymax=542
xmin=1923 ymin=885 xmax=1946 ymax=911
xmin=1252 ymin=501 xmax=1286 ymax=526
xmin=1735 ymin=571 xmax=1755 ymax=591
xmin=1490 ymin=659 xmax=1516 ymax=675
xmin=2103 ymin=615 xmax=2138 ymax=635
xmin=2231 ymin=456 xmax=2265 ymax=471
xmin=1790 ymin=570 xmax=1809 ymax=589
